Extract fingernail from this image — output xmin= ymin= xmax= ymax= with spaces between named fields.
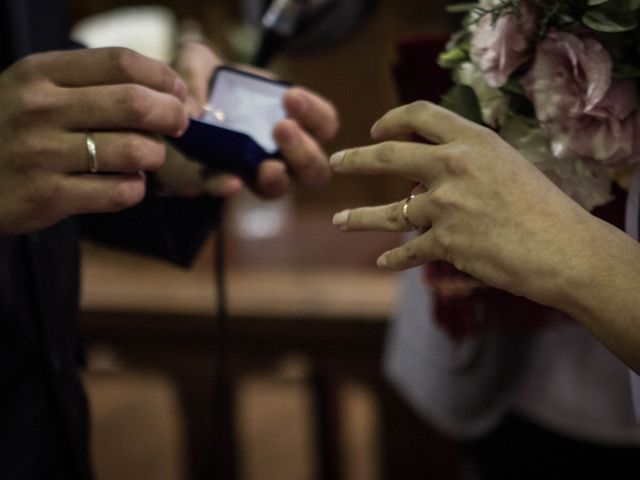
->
xmin=370 ymin=120 xmax=380 ymax=137
xmin=332 ymin=210 xmax=349 ymax=227
xmin=277 ymin=124 xmax=297 ymax=149
xmin=173 ymin=78 xmax=188 ymax=102
xmin=286 ymin=89 xmax=308 ymax=115
xmin=376 ymin=254 xmax=389 ymax=269
xmin=329 ymin=151 xmax=345 ymax=167
xmin=174 ymin=117 xmax=190 ymax=137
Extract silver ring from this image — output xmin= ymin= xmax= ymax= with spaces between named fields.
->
xmin=402 ymin=194 xmax=421 ymax=230
xmin=86 ymin=131 xmax=98 ymax=174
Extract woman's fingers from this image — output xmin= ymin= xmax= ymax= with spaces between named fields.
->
xmin=330 ymin=141 xmax=442 ymax=183
xmin=333 ymin=193 xmax=431 ymax=232
xmin=370 ymin=100 xmax=481 ymax=145
xmin=376 ymin=232 xmax=440 ymax=270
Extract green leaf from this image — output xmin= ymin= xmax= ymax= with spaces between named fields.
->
xmin=446 ymin=3 xmax=478 ymax=13
xmin=440 ymin=85 xmax=484 ymax=125
xmin=582 ymin=10 xmax=638 ymax=32
xmin=438 ymin=47 xmax=468 ymax=68
xmin=588 ymin=0 xmax=610 ymax=5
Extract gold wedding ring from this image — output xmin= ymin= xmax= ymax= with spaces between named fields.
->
xmin=402 ymin=194 xmax=421 ymax=230
xmin=86 ymin=132 xmax=98 ymax=174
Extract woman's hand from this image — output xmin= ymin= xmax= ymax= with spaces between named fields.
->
xmin=0 ymin=47 xmax=188 ymax=235
xmin=330 ymin=101 xmax=614 ymax=306
xmin=158 ymin=42 xmax=339 ymax=199
xmin=333 ymin=101 xmax=640 ymax=373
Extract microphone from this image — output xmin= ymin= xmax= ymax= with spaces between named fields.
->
xmin=252 ymin=0 xmax=305 ymax=66
xmin=250 ymin=0 xmax=375 ymax=67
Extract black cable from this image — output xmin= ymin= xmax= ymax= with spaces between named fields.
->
xmin=210 ymin=206 xmax=238 ymax=479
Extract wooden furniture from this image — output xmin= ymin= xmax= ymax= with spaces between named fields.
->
xmin=79 ymin=206 xmax=413 ymax=480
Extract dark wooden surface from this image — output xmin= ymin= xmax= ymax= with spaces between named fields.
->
xmin=79 ymin=205 xmax=461 ymax=479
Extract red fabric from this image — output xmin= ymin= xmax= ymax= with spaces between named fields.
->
xmin=393 ymin=35 xmax=628 ymax=341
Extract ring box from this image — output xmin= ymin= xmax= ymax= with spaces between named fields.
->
xmin=169 ymin=66 xmax=290 ymax=181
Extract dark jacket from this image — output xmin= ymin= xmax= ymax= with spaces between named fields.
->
xmin=0 ymin=1 xmax=222 ymax=478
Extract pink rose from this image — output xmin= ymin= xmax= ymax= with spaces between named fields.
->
xmin=522 ymin=31 xmax=640 ymax=166
xmin=470 ymin=0 xmax=537 ymax=88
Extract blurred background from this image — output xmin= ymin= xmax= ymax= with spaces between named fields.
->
xmin=72 ymin=1 xmax=458 ymax=479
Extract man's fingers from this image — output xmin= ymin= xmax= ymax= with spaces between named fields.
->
xmin=60 ymin=84 xmax=188 ymax=137
xmin=284 ymin=87 xmax=339 ymax=143
xmin=254 ymin=159 xmax=290 ymax=199
xmin=34 ymin=48 xmax=187 ymax=99
xmin=64 ymin=132 xmax=166 ymax=174
xmin=60 ymin=172 xmax=148 ymax=215
xmin=174 ymin=42 xmax=223 ymax=115
xmin=273 ymin=119 xmax=330 ymax=188
xmin=201 ymin=173 xmax=244 ymax=198
xmin=370 ymin=101 xmax=480 ymax=145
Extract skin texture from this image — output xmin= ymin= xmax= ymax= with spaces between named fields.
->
xmin=0 ymin=44 xmax=338 ymax=234
xmin=331 ymin=101 xmax=640 ymax=373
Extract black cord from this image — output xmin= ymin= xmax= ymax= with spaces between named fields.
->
xmin=211 ymin=206 xmax=238 ymax=479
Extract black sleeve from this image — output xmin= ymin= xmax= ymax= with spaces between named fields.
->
xmin=80 ymin=187 xmax=223 ymax=268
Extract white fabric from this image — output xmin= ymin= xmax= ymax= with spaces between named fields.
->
xmin=71 ymin=6 xmax=177 ymax=63
xmin=513 ymin=325 xmax=640 ymax=445
xmin=383 ymin=259 xmax=532 ymax=439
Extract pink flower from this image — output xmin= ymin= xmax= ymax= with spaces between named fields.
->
xmin=522 ymin=31 xmax=640 ymax=166
xmin=470 ymin=0 xmax=538 ymax=88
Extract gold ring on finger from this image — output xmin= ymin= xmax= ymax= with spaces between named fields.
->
xmin=402 ymin=194 xmax=422 ymax=230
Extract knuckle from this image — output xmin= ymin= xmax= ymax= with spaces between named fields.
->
xmin=28 ymin=174 xmax=61 ymax=211
xmin=107 ymin=47 xmax=142 ymax=78
xmin=443 ymin=149 xmax=471 ymax=176
xmin=119 ymin=85 xmax=153 ymax=124
xmin=119 ymin=136 xmax=149 ymax=171
xmin=12 ymin=86 xmax=57 ymax=121
xmin=431 ymin=228 xmax=454 ymax=260
xmin=385 ymin=204 xmax=404 ymax=227
xmin=22 ymin=136 xmax=57 ymax=167
xmin=402 ymin=241 xmax=421 ymax=263
xmin=405 ymin=100 xmax=432 ymax=118
xmin=428 ymin=185 xmax=460 ymax=210
xmin=375 ymin=142 xmax=398 ymax=165
xmin=109 ymin=181 xmax=145 ymax=211
xmin=11 ymin=53 xmax=46 ymax=80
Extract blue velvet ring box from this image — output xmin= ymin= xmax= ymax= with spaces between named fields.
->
xmin=169 ymin=66 xmax=290 ymax=181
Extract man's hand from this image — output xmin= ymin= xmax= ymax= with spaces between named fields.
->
xmin=0 ymin=47 xmax=188 ymax=234
xmin=158 ymin=42 xmax=338 ymax=199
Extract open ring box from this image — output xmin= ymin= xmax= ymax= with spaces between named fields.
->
xmin=169 ymin=66 xmax=290 ymax=181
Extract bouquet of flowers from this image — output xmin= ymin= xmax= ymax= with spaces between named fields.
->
xmin=438 ymin=0 xmax=640 ymax=211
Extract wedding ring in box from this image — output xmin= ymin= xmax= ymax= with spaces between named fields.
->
xmin=170 ymin=66 xmax=290 ymax=181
